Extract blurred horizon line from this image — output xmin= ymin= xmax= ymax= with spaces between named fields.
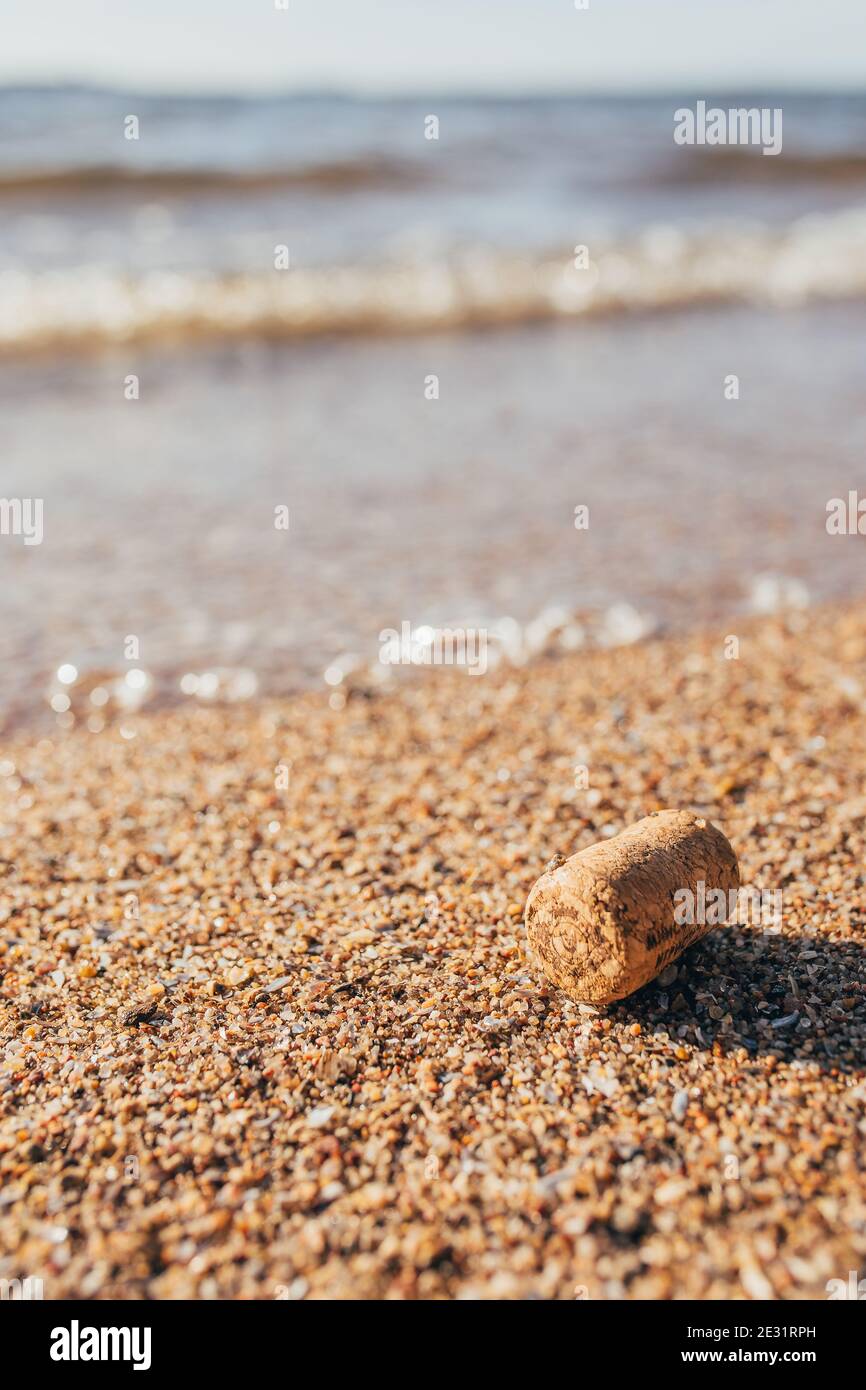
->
xmin=2 ymin=79 xmax=865 ymax=102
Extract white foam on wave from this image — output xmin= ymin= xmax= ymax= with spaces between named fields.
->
xmin=3 ymin=207 xmax=866 ymax=353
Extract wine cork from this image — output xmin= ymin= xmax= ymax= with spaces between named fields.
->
xmin=525 ymin=810 xmax=739 ymax=1004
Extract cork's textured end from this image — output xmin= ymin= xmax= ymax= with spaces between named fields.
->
xmin=525 ymin=810 xmax=739 ymax=1004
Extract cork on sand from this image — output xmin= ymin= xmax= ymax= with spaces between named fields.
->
xmin=525 ymin=810 xmax=739 ymax=1004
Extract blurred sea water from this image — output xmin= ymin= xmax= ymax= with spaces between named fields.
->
xmin=1 ymin=89 xmax=865 ymax=726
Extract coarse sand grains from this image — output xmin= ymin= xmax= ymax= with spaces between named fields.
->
xmin=1 ymin=604 xmax=865 ymax=1299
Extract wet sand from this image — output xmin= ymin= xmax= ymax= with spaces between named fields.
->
xmin=1 ymin=602 xmax=865 ymax=1299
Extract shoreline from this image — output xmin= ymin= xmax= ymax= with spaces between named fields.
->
xmin=0 ymin=585 xmax=836 ymax=740
xmin=3 ymin=297 xmax=865 ymax=735
xmin=2 ymin=600 xmax=865 ymax=1298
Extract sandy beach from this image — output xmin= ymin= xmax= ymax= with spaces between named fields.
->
xmin=2 ymin=601 xmax=865 ymax=1300
xmin=3 ymin=66 xmax=866 ymax=1314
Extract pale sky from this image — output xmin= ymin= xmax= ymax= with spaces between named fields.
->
xmin=0 ymin=0 xmax=864 ymax=94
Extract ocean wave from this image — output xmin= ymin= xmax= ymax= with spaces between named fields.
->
xmin=0 ymin=158 xmax=426 ymax=197
xmin=660 ymin=146 xmax=866 ymax=185
xmin=2 ymin=207 xmax=865 ymax=352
